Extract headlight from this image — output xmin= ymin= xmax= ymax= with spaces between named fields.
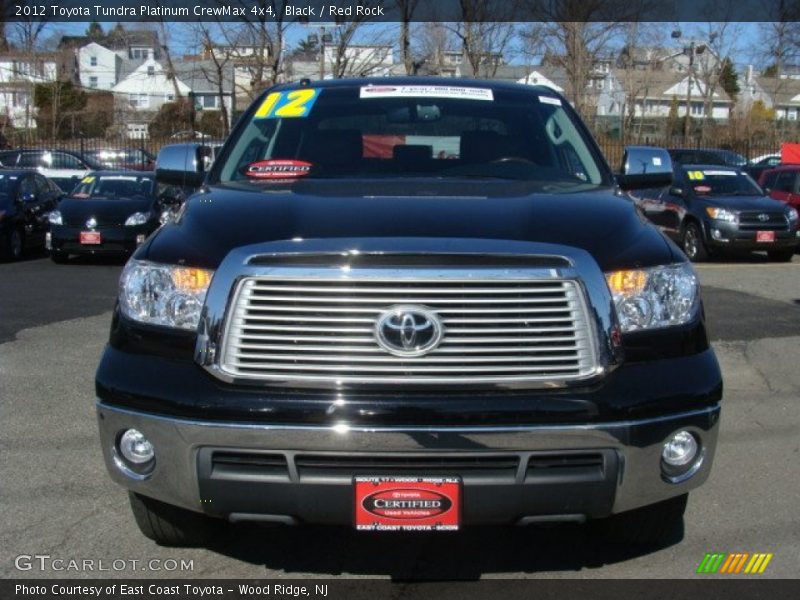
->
xmin=125 ymin=211 xmax=150 ymax=226
xmin=704 ymin=207 xmax=738 ymax=223
xmin=606 ymin=263 xmax=698 ymax=332
xmin=787 ymin=207 xmax=799 ymax=222
xmin=47 ymin=210 xmax=63 ymax=225
xmin=119 ymin=259 xmax=213 ymax=330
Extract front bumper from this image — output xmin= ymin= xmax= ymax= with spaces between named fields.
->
xmin=50 ymin=225 xmax=153 ymax=255
xmin=97 ymin=401 xmax=720 ymax=525
xmin=704 ymin=219 xmax=799 ymax=250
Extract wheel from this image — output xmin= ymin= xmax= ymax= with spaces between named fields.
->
xmin=2 ymin=228 xmax=24 ymax=261
xmin=128 ymin=492 xmax=220 ymax=546
xmin=50 ymin=251 xmax=69 ymax=264
xmin=767 ymin=249 xmax=794 ymax=262
xmin=592 ymin=493 xmax=688 ymax=547
xmin=681 ymin=222 xmax=709 ymax=262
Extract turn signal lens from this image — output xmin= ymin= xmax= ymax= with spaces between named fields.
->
xmin=172 ymin=267 xmax=213 ymax=292
xmin=606 ymin=270 xmax=648 ymax=297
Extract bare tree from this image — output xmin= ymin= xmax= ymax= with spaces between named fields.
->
xmin=448 ymin=1 xmax=518 ymax=78
xmin=9 ymin=18 xmax=50 ymax=53
xmin=615 ymin=23 xmax=666 ymax=144
xmin=192 ymin=23 xmax=233 ymax=136
xmin=411 ymin=22 xmax=454 ymax=75
xmin=524 ymin=0 xmax=655 ymax=120
xmin=157 ymin=20 xmax=184 ymax=100
xmin=218 ymin=0 xmax=295 ymax=97
xmin=395 ymin=0 xmax=421 ymax=75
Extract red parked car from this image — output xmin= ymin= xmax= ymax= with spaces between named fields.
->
xmin=758 ymin=165 xmax=800 ymax=210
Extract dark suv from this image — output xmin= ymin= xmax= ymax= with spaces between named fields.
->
xmin=634 ymin=164 xmax=798 ymax=261
xmin=95 ymin=78 xmax=722 ymax=547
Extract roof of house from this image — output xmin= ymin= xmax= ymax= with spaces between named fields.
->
xmin=612 ymin=68 xmax=732 ymax=103
xmin=754 ymin=76 xmax=800 ymax=106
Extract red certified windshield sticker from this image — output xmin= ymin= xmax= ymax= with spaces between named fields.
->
xmin=243 ymin=159 xmax=312 ymax=180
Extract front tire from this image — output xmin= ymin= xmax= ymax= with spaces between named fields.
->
xmin=767 ymin=248 xmax=794 ymax=263
xmin=593 ymin=493 xmax=688 ymax=547
xmin=681 ymin=222 xmax=709 ymax=262
xmin=128 ymin=492 xmax=220 ymax=547
xmin=2 ymin=228 xmax=24 ymax=261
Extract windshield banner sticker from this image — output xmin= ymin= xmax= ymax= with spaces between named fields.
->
xmin=254 ymin=88 xmax=321 ymax=119
xmin=702 ymin=170 xmax=737 ymax=176
xmin=243 ymin=159 xmax=313 ymax=180
xmin=359 ymin=85 xmax=494 ymax=101
xmin=539 ymin=96 xmax=562 ymax=106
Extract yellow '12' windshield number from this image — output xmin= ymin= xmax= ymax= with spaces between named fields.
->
xmin=254 ymin=89 xmax=321 ymax=119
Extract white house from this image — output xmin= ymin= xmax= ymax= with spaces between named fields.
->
xmin=516 ymin=69 xmax=564 ymax=92
xmin=78 ymin=42 xmax=120 ymax=91
xmin=0 ymin=53 xmax=58 ymax=128
xmin=112 ymin=58 xmax=191 ymax=138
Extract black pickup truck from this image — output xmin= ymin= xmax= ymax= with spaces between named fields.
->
xmin=95 ymin=78 xmax=722 ymax=546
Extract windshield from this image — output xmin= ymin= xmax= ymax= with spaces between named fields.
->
xmin=71 ymin=174 xmax=154 ymax=199
xmin=214 ymin=84 xmax=608 ymax=190
xmin=683 ymin=168 xmax=762 ymax=196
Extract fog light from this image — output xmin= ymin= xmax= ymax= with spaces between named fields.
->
xmin=663 ymin=431 xmax=697 ymax=466
xmin=661 ymin=430 xmax=703 ymax=483
xmin=136 ymin=234 xmax=146 ymax=245
xmin=119 ymin=429 xmax=154 ymax=464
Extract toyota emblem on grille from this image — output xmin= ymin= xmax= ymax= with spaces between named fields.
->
xmin=375 ymin=305 xmax=443 ymax=357
xmin=86 ymin=217 xmax=97 ymax=229
xmin=758 ymin=213 xmax=770 ymax=222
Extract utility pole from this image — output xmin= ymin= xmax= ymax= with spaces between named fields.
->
xmin=684 ymin=40 xmax=695 ymax=146
xmin=319 ymin=26 xmax=326 ymax=80
xmin=672 ymin=30 xmax=707 ymax=147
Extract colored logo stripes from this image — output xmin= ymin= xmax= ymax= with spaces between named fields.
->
xmin=697 ymin=553 xmax=773 ymax=574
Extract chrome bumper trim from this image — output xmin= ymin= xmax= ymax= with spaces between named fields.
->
xmin=97 ymin=401 xmax=720 ymax=517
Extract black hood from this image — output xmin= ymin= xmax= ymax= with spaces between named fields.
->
xmin=59 ymin=196 xmax=154 ymax=227
xmin=702 ymin=194 xmax=790 ymax=211
xmin=142 ymin=179 xmax=678 ymax=271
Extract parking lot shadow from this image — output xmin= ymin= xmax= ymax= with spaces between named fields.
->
xmin=205 ymin=522 xmax=682 ymax=579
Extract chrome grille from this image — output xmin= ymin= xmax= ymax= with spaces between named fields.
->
xmin=218 ymin=276 xmax=598 ymax=386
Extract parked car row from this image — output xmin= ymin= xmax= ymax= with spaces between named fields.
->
xmin=0 ymin=168 xmax=189 ymax=263
xmin=630 ymin=147 xmax=800 ymax=262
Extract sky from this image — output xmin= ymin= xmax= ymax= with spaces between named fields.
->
xmin=35 ymin=21 xmax=767 ymax=71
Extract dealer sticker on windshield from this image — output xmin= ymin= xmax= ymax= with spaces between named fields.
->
xmin=243 ymin=159 xmax=312 ymax=180
xmin=360 ymin=85 xmax=494 ymax=101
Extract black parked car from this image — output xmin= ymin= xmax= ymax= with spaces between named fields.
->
xmin=633 ymin=164 xmax=799 ymax=261
xmin=668 ymin=148 xmax=747 ymax=168
xmin=0 ymin=170 xmax=62 ymax=261
xmin=96 ymin=77 xmax=722 ymax=547
xmin=47 ymin=171 xmax=161 ymax=263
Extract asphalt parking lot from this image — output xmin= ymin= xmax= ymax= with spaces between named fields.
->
xmin=1 ymin=252 xmax=798 ymax=579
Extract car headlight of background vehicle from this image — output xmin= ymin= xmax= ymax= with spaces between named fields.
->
xmin=125 ymin=211 xmax=151 ymax=226
xmin=705 ymin=207 xmax=738 ymax=223
xmin=787 ymin=207 xmax=799 ymax=223
xmin=606 ymin=263 xmax=698 ymax=332
xmin=119 ymin=260 xmax=213 ymax=330
xmin=47 ymin=210 xmax=63 ymax=225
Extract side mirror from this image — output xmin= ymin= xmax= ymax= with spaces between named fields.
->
xmin=669 ymin=187 xmax=684 ymax=197
xmin=617 ymin=146 xmax=673 ymax=191
xmin=154 ymin=143 xmax=209 ymax=188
